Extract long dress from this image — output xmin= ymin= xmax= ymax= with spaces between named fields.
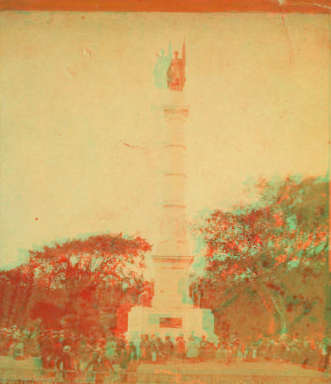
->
xmin=187 ymin=340 xmax=199 ymax=359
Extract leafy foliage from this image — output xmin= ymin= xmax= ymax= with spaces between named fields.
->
xmin=192 ymin=176 xmax=329 ymax=336
xmin=28 ymin=233 xmax=151 ymax=290
xmin=0 ymin=233 xmax=152 ymax=332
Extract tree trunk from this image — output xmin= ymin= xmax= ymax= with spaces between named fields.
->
xmin=254 ymin=282 xmax=289 ymax=335
xmin=268 ymin=314 xmax=276 ymax=335
xmin=269 ymin=290 xmax=288 ymax=335
xmin=255 ymin=285 xmax=276 ymax=335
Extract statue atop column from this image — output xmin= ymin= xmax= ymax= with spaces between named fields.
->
xmin=154 ymin=41 xmax=186 ymax=92
xmin=167 ymin=41 xmax=186 ymax=91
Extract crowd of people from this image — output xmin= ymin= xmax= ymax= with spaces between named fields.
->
xmin=1 ymin=325 xmax=330 ymax=380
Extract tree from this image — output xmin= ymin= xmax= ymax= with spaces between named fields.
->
xmin=30 ymin=301 xmax=68 ymax=329
xmin=0 ymin=267 xmax=36 ymax=327
xmin=192 ymin=175 xmax=328 ymax=337
xmin=28 ymin=233 xmax=150 ymax=290
xmin=1 ymin=233 xmax=151 ymax=332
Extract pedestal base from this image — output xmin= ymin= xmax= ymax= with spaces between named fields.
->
xmin=126 ymin=304 xmax=217 ymax=342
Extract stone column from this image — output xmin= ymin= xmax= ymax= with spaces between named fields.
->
xmin=126 ymin=92 xmax=216 ymax=341
xmin=151 ymin=101 xmax=193 ymax=309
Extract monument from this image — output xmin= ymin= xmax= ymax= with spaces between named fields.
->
xmin=126 ymin=42 xmax=216 ymax=341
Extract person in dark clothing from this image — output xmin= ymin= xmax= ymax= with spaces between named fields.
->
xmin=151 ymin=335 xmax=160 ymax=363
xmin=156 ymin=336 xmax=164 ymax=362
xmin=163 ymin=336 xmax=174 ymax=361
xmin=39 ymin=333 xmax=53 ymax=370
xmin=85 ymin=347 xmax=114 ymax=384
xmin=50 ymin=336 xmax=62 ymax=367
xmin=127 ymin=341 xmax=137 ymax=364
xmin=175 ymin=335 xmax=186 ymax=359
xmin=59 ymin=345 xmax=77 ymax=383
xmin=119 ymin=345 xmax=130 ymax=383
xmin=45 ymin=336 xmax=61 ymax=378
xmin=116 ymin=336 xmax=127 ymax=365
xmin=63 ymin=332 xmax=77 ymax=355
xmin=140 ymin=334 xmax=152 ymax=362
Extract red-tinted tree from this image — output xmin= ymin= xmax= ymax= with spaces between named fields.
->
xmin=1 ymin=233 xmax=151 ymax=333
xmin=28 ymin=233 xmax=150 ymax=291
xmin=28 ymin=233 xmax=151 ymax=332
xmin=192 ymin=176 xmax=329 ymax=337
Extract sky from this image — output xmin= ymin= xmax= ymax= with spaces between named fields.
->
xmin=0 ymin=12 xmax=329 ymax=271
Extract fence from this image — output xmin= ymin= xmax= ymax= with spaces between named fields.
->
xmin=0 ymin=369 xmax=330 ymax=384
xmin=0 ymin=369 xmax=120 ymax=383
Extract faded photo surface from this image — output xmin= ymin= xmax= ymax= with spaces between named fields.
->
xmin=0 ymin=11 xmax=330 ymax=383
